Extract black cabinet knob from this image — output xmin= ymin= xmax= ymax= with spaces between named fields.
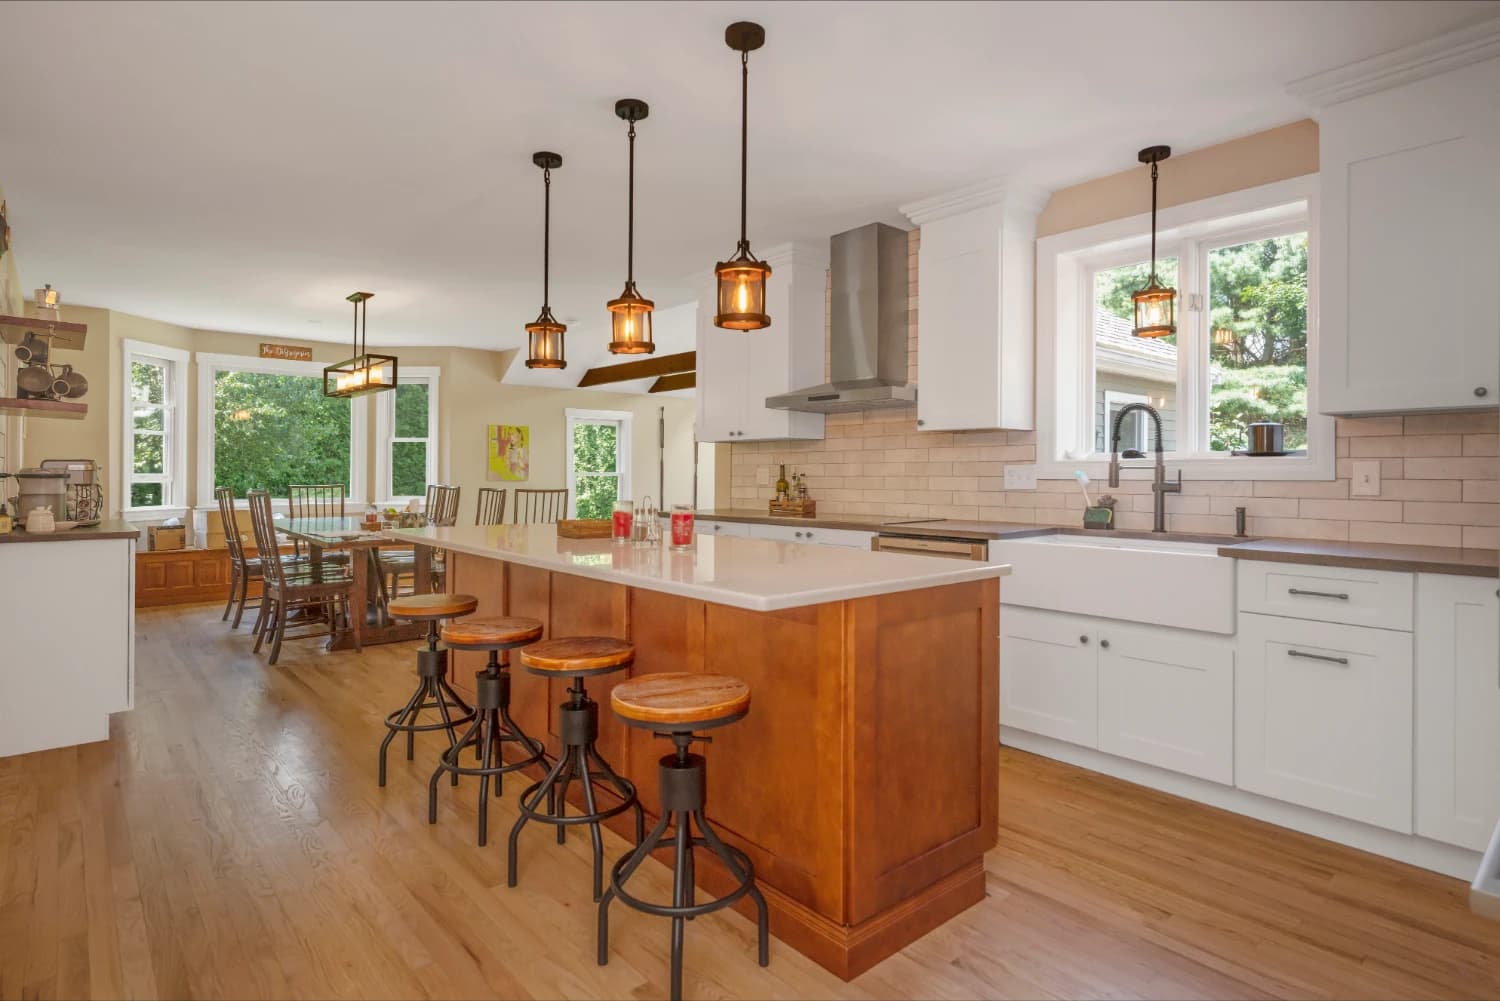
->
xmin=1079 ymin=635 xmax=1089 ymax=644
xmin=1100 ymin=639 xmax=1111 ymax=649
xmin=1476 ymin=387 xmax=1490 ymax=398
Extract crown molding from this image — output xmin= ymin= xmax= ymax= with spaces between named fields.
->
xmin=1287 ymin=16 xmax=1500 ymax=109
xmin=898 ymin=177 xmax=1051 ymax=227
xmin=760 ymin=240 xmax=829 ymax=271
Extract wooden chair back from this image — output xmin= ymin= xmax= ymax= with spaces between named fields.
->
xmin=512 ymin=488 xmax=567 ymax=524
xmin=288 ymin=484 xmax=345 ymax=558
xmin=424 ymin=484 xmax=462 ymax=527
xmin=246 ymin=490 xmax=288 ymax=587
xmin=215 ymin=486 xmax=249 ymax=567
xmin=475 ymin=487 xmax=507 ymax=526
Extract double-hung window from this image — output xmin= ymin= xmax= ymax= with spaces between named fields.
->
xmin=375 ymin=367 xmax=440 ymax=502
xmin=566 ymin=409 xmax=632 ymax=519
xmin=122 ymin=340 xmax=190 ymax=515
xmin=1037 ymin=175 xmax=1332 ymax=480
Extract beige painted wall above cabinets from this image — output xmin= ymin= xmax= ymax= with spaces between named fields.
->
xmin=16 ymin=305 xmax=697 ymax=525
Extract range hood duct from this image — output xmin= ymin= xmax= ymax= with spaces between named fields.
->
xmin=765 ymin=222 xmax=916 ymax=414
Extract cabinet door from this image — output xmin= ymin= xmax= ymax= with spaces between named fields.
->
xmin=1319 ymin=58 xmax=1500 ymax=414
xmin=700 ymin=519 xmax=752 ymax=538
xmin=1098 ymin=622 xmax=1234 ymax=785
xmin=1235 ymin=613 xmax=1413 ymax=832
xmin=749 ymin=523 xmax=873 ymax=549
xmin=999 ymin=606 xmax=1098 ymax=746
xmin=1415 ymin=575 xmax=1500 ymax=851
xmin=695 ymin=320 xmax=744 ymax=443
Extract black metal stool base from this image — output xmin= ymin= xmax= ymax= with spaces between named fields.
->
xmin=598 ymin=742 xmax=770 ymax=1001
xmin=428 ymin=666 xmax=545 ymax=846
xmin=507 ymin=678 xmax=644 ymax=901
xmin=378 ymin=641 xmax=475 ymax=787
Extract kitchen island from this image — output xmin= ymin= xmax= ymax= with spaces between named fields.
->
xmin=388 ymin=523 xmax=1008 ymax=979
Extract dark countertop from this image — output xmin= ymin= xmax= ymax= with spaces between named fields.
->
xmin=0 ymin=518 xmax=141 ymax=543
xmin=696 ymin=509 xmax=1498 ymax=577
xmin=1218 ymin=538 xmax=1498 ymax=578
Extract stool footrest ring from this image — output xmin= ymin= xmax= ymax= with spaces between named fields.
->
xmin=606 ymin=839 xmax=756 ymax=919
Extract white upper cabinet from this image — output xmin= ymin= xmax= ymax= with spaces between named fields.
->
xmin=1300 ymin=40 xmax=1500 ymax=415
xmin=695 ymin=243 xmax=826 ymax=443
xmin=1415 ymin=574 xmax=1500 ymax=852
xmin=901 ymin=181 xmax=1046 ymax=432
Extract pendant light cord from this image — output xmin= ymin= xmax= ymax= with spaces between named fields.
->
xmin=542 ymin=165 xmax=552 ymax=307
xmin=739 ymin=49 xmax=749 ymax=252
xmin=1149 ymin=160 xmax=1159 ymax=285
xmin=627 ymin=120 xmax=636 ymax=285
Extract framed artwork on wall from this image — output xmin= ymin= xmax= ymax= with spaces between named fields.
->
xmin=487 ymin=424 xmax=530 ymax=481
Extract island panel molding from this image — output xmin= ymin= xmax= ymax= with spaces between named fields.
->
xmin=439 ymin=541 xmax=1003 ymax=980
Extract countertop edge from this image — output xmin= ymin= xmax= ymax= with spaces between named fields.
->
xmin=0 ymin=520 xmax=140 ymax=544
xmin=389 ymin=528 xmax=1011 ymax=611
xmin=1217 ymin=542 xmax=1499 ymax=578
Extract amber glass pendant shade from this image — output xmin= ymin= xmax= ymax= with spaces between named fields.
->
xmin=524 ymin=151 xmax=567 ymax=370
xmin=714 ymin=251 xmax=771 ymax=330
xmin=324 ymin=291 xmax=398 ymax=398
xmin=607 ymin=283 xmax=655 ymax=354
xmin=1131 ymin=279 xmax=1176 ymax=338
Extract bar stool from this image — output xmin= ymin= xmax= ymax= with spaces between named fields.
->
xmin=428 ymin=616 xmax=548 ymax=846
xmin=507 ymin=637 xmax=645 ymax=902
xmin=379 ymin=593 xmax=479 ymax=787
xmin=598 ymin=673 xmax=769 ymax=1001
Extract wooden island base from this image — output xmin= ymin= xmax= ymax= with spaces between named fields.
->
xmin=446 ymin=551 xmax=999 ymax=979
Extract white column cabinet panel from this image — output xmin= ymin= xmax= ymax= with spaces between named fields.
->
xmin=1000 ymin=606 xmax=1098 ymax=746
xmin=1235 ymin=612 xmax=1413 ymax=833
xmin=1317 ymin=56 xmax=1500 ymax=414
xmin=1097 ymin=622 xmax=1235 ymax=785
xmin=1415 ymin=574 xmax=1500 ymax=851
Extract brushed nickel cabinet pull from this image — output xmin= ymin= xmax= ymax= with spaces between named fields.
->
xmin=1288 ymin=649 xmax=1350 ymax=666
xmin=1288 ymin=588 xmax=1349 ymax=600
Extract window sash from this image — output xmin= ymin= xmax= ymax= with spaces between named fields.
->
xmin=375 ymin=370 xmax=440 ymax=502
xmin=122 ymin=346 xmax=188 ymax=511
xmin=564 ymin=409 xmax=633 ymax=518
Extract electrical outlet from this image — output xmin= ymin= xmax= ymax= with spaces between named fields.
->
xmin=1350 ymin=460 xmax=1381 ymax=497
xmin=1004 ymin=464 xmax=1038 ymax=491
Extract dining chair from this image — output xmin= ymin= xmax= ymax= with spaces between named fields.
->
xmin=512 ymin=488 xmax=567 ymax=524
xmin=287 ymin=484 xmax=349 ymax=563
xmin=383 ymin=485 xmax=462 ymax=598
xmin=248 ymin=490 xmax=355 ymax=665
xmin=215 ymin=486 xmax=262 ymax=630
xmin=425 ymin=484 xmax=462 ymax=527
xmin=475 ymin=487 xmax=507 ymax=526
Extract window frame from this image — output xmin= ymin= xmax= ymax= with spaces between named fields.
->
xmin=1036 ymin=174 xmax=1333 ymax=481
xmin=374 ymin=366 xmax=441 ymax=505
xmin=121 ymin=339 xmax=191 ymax=519
xmin=1102 ymin=391 xmax=1151 ymax=454
xmin=194 ymin=351 xmax=367 ymax=509
xmin=564 ymin=408 xmax=633 ymax=519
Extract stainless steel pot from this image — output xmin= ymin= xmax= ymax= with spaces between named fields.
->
xmin=1246 ymin=422 xmax=1285 ymax=454
xmin=15 ymin=362 xmax=55 ymax=395
xmin=56 ymin=364 xmax=88 ymax=399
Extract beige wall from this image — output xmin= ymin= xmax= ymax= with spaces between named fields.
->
xmin=20 ymin=306 xmax=696 ymax=527
xmin=730 ymin=120 xmax=1499 ymax=549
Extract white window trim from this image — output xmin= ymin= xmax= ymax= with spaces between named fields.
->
xmin=1037 ymin=173 xmax=1334 ymax=481
xmin=373 ymin=366 xmax=441 ymax=505
xmin=564 ymin=408 xmax=633 ymax=518
xmin=194 ymin=351 xmax=368 ymax=509
xmin=121 ymin=339 xmax=191 ymax=520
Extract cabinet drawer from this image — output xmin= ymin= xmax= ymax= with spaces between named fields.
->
xmin=1235 ymin=613 xmax=1413 ymax=833
xmin=699 ymin=519 xmax=752 ymax=538
xmin=748 ymin=523 xmax=873 ymax=549
xmin=1237 ymin=560 xmax=1413 ymax=631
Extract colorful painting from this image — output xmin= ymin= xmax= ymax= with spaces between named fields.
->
xmin=487 ymin=424 xmax=530 ymax=482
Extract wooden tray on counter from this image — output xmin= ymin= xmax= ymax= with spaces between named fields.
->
xmin=556 ymin=518 xmax=614 ymax=539
xmin=769 ymin=499 xmax=816 ymax=517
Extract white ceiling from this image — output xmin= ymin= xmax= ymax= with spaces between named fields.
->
xmin=0 ymin=0 xmax=1494 ymax=384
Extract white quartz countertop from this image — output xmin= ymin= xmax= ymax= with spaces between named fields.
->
xmin=385 ymin=524 xmax=1010 ymax=612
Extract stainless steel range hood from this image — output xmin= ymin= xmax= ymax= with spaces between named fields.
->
xmin=765 ymin=222 xmax=916 ymax=414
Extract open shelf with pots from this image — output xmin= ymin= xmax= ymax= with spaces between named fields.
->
xmin=0 ymin=314 xmax=88 ymax=351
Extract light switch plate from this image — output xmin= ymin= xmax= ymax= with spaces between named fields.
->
xmin=1351 ymin=460 xmax=1381 ymax=497
xmin=1004 ymin=464 xmax=1039 ymax=491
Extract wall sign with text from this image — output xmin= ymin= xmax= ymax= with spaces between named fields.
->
xmin=259 ymin=343 xmax=313 ymax=362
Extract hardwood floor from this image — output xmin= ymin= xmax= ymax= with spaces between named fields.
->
xmin=2 ymin=603 xmax=1498 ymax=1000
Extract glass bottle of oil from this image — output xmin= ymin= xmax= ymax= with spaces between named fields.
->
xmin=775 ymin=464 xmax=790 ymax=502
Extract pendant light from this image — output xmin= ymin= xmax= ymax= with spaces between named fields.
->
xmin=1131 ymin=145 xmax=1176 ymax=338
xmin=525 ymin=151 xmax=567 ymax=370
xmin=607 ymin=98 xmax=654 ymax=355
xmin=713 ymin=21 xmax=771 ymax=330
xmin=323 ymin=292 xmax=398 ymax=397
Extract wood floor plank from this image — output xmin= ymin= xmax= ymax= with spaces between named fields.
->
xmin=1 ymin=602 xmax=1498 ymax=1000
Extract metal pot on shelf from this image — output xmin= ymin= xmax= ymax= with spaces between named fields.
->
xmin=56 ymin=364 xmax=88 ymax=399
xmin=1245 ymin=421 xmax=1285 ymax=455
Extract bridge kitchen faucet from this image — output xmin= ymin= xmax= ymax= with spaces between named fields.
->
xmin=1107 ymin=402 xmax=1181 ymax=533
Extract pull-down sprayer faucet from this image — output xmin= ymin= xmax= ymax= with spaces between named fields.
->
xmin=1107 ymin=402 xmax=1181 ymax=533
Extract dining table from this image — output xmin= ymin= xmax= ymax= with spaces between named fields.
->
xmin=278 ymin=516 xmax=435 ymax=651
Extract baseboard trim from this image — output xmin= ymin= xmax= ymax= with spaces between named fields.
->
xmin=1001 ymin=727 xmax=1481 ymax=881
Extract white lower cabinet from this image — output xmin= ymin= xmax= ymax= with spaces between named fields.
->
xmin=1415 ymin=574 xmax=1500 ymax=852
xmin=999 ymin=606 xmax=1098 ymax=746
xmin=1098 ymin=622 xmax=1234 ymax=785
xmin=1235 ymin=612 xmax=1414 ymax=833
xmin=1001 ymin=606 xmax=1234 ymax=783
xmin=747 ymin=523 xmax=874 ymax=550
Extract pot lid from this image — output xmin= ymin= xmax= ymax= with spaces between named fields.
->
xmin=16 ymin=467 xmax=68 ymax=478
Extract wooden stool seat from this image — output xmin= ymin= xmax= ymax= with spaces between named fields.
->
xmin=519 ymin=637 xmax=634 ymax=677
xmin=610 ymin=673 xmax=751 ymax=729
xmin=442 ymin=616 xmax=544 ymax=648
xmin=388 ymin=593 xmax=478 ymax=621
